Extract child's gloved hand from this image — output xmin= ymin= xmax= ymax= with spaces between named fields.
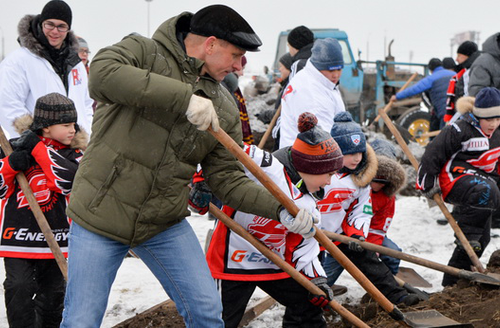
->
xmin=12 ymin=130 xmax=40 ymax=153
xmin=308 ymin=277 xmax=333 ymax=309
xmin=188 ymin=180 xmax=212 ymax=215
xmin=279 ymin=208 xmax=318 ymax=238
xmin=348 ymin=235 xmax=365 ymax=252
xmin=417 ymin=171 xmax=440 ymax=199
xmin=8 ymin=150 xmax=35 ymax=171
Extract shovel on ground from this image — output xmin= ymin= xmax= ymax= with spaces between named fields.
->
xmin=324 ymin=231 xmax=500 ymax=287
xmin=378 ymin=108 xmax=487 ymax=273
xmin=208 ymin=126 xmax=468 ymax=327
xmin=0 ymin=126 xmax=68 ymax=280
xmin=207 ymin=203 xmax=370 ymax=328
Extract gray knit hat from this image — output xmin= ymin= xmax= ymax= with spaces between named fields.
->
xmin=30 ymin=93 xmax=77 ymax=131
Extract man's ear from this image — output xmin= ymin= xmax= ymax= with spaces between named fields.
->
xmin=205 ymin=36 xmax=217 ymax=55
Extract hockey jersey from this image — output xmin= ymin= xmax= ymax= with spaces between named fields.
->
xmin=0 ymin=136 xmax=83 ymax=259
xmin=206 ymin=145 xmax=325 ymax=281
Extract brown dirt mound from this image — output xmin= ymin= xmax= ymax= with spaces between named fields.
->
xmin=114 ymin=250 xmax=500 ymax=328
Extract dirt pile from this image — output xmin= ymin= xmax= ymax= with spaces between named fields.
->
xmin=114 ymin=251 xmax=500 ymax=328
xmin=328 ymin=250 xmax=500 ymax=327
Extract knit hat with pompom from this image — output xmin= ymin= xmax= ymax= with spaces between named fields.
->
xmin=291 ymin=112 xmax=343 ymax=174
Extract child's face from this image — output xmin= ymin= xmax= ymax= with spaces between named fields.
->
xmin=343 ymin=153 xmax=363 ymax=170
xmin=42 ymin=123 xmax=76 ymax=145
xmin=479 ymin=117 xmax=500 ymax=136
xmin=300 ymin=171 xmax=336 ymax=192
xmin=319 ymin=69 xmax=342 ymax=84
xmin=370 ymin=181 xmax=385 ymax=192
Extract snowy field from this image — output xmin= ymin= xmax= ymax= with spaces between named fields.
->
xmin=0 ymin=196 xmax=498 ymax=327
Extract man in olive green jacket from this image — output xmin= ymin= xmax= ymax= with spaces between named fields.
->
xmin=61 ymin=5 xmax=318 ymax=328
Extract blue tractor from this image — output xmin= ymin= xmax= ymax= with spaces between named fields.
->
xmin=273 ymin=29 xmax=433 ymax=145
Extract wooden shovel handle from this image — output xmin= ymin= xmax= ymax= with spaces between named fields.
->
xmin=378 ymin=109 xmax=486 ymax=273
xmin=323 ymin=230 xmax=463 ymax=277
xmin=208 ymin=127 xmax=404 ymax=320
xmin=371 ymin=72 xmax=418 ymax=125
xmin=0 ymin=127 xmax=68 ymax=280
xmin=257 ymin=105 xmax=281 ymax=149
xmin=208 ymin=204 xmax=369 ymax=328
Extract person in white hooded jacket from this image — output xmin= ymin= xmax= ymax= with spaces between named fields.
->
xmin=0 ymin=0 xmax=93 ymax=138
xmin=278 ymin=38 xmax=346 ymax=148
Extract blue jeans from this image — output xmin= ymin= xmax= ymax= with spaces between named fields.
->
xmin=61 ymin=220 xmax=223 ymax=328
xmin=379 ymin=237 xmax=402 ymax=275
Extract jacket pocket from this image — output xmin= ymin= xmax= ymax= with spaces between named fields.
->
xmin=89 ymin=164 xmax=119 ymax=212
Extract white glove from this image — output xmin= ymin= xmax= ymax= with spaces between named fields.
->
xmin=186 ymin=94 xmax=220 ymax=132
xmin=279 ymin=208 xmax=319 ymax=238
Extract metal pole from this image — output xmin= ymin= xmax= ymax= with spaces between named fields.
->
xmin=0 ymin=26 xmax=4 ymax=61
xmin=145 ymin=0 xmax=153 ymax=37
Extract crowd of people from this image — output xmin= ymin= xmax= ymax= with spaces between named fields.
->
xmin=0 ymin=1 xmax=499 ymax=327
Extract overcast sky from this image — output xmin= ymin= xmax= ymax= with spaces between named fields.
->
xmin=1 ymin=0 xmax=498 ymax=74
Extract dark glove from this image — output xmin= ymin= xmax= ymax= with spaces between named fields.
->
xmin=308 ymin=277 xmax=334 ymax=309
xmin=188 ymin=180 xmax=212 ymax=215
xmin=12 ymin=130 xmax=40 ymax=152
xmin=417 ymin=171 xmax=441 ymax=199
xmin=348 ymin=235 xmax=366 ymax=252
xmin=8 ymin=150 xmax=35 ymax=171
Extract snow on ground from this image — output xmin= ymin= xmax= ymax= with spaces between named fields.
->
xmin=0 ymin=196 xmax=498 ymax=327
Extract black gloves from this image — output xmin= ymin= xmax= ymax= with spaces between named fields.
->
xmin=8 ymin=150 xmax=35 ymax=171
xmin=308 ymin=277 xmax=334 ymax=309
xmin=417 ymin=170 xmax=441 ymax=199
xmin=188 ymin=180 xmax=212 ymax=215
xmin=348 ymin=235 xmax=366 ymax=252
xmin=12 ymin=130 xmax=40 ymax=153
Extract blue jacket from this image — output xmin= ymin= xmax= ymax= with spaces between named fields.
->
xmin=396 ymin=67 xmax=455 ymax=118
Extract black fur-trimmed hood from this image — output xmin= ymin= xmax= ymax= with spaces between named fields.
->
xmin=12 ymin=114 xmax=88 ymax=151
xmin=18 ymin=14 xmax=80 ymax=58
xmin=375 ymin=155 xmax=406 ymax=196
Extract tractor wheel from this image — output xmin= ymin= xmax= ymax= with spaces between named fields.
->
xmin=397 ymin=109 xmax=432 ymax=146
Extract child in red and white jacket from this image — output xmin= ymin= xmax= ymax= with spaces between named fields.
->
xmin=367 ymin=139 xmax=407 ymax=275
xmin=206 ymin=113 xmax=344 ymax=328
xmin=319 ymin=112 xmax=419 ymax=306
xmin=0 ymin=93 xmax=87 ymax=327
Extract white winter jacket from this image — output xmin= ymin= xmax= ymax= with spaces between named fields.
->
xmin=0 ymin=15 xmax=93 ymax=138
xmin=279 ymin=60 xmax=345 ymax=148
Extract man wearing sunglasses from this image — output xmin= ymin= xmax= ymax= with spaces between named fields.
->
xmin=0 ymin=0 xmax=93 ymax=139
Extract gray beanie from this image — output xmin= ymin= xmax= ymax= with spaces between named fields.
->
xmin=310 ymin=38 xmax=344 ymax=71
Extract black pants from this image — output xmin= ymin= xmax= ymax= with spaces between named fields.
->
xmin=218 ymin=278 xmax=326 ymax=328
xmin=322 ymin=244 xmax=407 ymax=304
xmin=4 ymin=258 xmax=65 ymax=328
xmin=442 ymin=174 xmax=499 ymax=286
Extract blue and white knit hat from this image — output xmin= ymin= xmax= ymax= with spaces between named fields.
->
xmin=330 ymin=112 xmax=366 ymax=155
xmin=310 ymin=38 xmax=344 ymax=71
xmin=473 ymin=87 xmax=500 ymax=119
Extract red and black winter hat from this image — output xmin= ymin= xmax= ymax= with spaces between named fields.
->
xmin=40 ymin=0 xmax=72 ymax=28
xmin=190 ymin=5 xmax=262 ymax=52
xmin=291 ymin=112 xmax=343 ymax=174
xmin=30 ymin=92 xmax=77 ymax=131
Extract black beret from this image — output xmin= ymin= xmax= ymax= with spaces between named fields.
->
xmin=190 ymin=5 xmax=262 ymax=52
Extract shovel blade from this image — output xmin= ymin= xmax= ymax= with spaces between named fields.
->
xmin=397 ymin=267 xmax=433 ymax=288
xmin=461 ymin=271 xmax=500 ymax=286
xmin=404 ymin=310 xmax=473 ymax=327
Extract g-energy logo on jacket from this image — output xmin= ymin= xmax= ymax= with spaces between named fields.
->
xmin=230 ymin=250 xmax=273 ymax=264
xmin=3 ymin=227 xmax=68 ymax=242
xmin=462 ymin=137 xmax=489 ymax=152
xmin=317 ymin=188 xmax=356 ymax=213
